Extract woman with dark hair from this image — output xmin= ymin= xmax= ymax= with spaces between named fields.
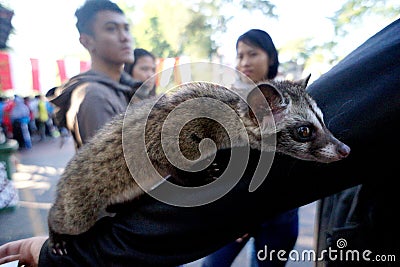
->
xmin=201 ymin=29 xmax=298 ymax=267
xmin=236 ymin=29 xmax=279 ymax=80
xmin=124 ymin=48 xmax=157 ymax=97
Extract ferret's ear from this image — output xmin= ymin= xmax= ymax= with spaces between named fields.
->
xmin=247 ymin=83 xmax=287 ymax=124
xmin=295 ymin=73 xmax=311 ymax=89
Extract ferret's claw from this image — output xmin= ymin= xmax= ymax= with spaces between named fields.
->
xmin=52 ymin=242 xmax=67 ymax=255
xmin=51 ymin=238 xmax=68 ymax=256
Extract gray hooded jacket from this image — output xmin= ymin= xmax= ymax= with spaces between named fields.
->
xmin=46 ymin=70 xmax=142 ymax=149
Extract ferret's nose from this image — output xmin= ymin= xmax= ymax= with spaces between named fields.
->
xmin=337 ymin=143 xmax=351 ymax=158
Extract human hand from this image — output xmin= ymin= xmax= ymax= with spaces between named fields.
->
xmin=0 ymin=236 xmax=47 ymax=267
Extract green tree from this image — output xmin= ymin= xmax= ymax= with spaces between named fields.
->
xmin=126 ymin=0 xmax=276 ymax=60
xmin=278 ymin=38 xmax=337 ymax=79
xmin=322 ymin=0 xmax=399 ymax=64
xmin=331 ymin=0 xmax=399 ymax=37
xmin=292 ymin=0 xmax=400 ymax=77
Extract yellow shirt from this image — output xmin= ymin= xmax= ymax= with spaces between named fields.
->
xmin=38 ymin=100 xmax=48 ymax=122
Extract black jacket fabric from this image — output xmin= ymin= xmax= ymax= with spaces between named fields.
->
xmin=39 ymin=19 xmax=400 ymax=266
xmin=310 ymin=17 xmax=400 ymax=267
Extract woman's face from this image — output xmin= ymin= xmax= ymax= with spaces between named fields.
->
xmin=131 ymin=55 xmax=156 ymax=87
xmin=236 ymin=41 xmax=270 ymax=83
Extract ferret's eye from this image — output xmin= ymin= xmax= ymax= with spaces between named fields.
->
xmin=294 ymin=125 xmax=314 ymax=142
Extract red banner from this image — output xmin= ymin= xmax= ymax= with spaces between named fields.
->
xmin=56 ymin=59 xmax=67 ymax=83
xmin=0 ymin=51 xmax=13 ymax=90
xmin=80 ymin=61 xmax=90 ymax=73
xmin=173 ymin=57 xmax=182 ymax=85
xmin=155 ymin=58 xmax=164 ymax=86
xmin=30 ymin=58 xmax=40 ymax=91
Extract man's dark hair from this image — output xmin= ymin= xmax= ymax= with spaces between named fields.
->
xmin=75 ymin=0 xmax=124 ymax=35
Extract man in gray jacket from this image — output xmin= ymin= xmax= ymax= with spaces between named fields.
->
xmin=46 ymin=0 xmax=137 ymax=149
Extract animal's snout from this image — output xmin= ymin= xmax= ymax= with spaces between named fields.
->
xmin=337 ymin=143 xmax=350 ymax=159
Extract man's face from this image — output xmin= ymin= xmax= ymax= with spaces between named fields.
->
xmin=88 ymin=10 xmax=134 ymax=65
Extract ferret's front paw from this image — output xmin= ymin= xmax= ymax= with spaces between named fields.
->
xmin=207 ymin=162 xmax=224 ymax=180
xmin=49 ymin=231 xmax=69 ymax=256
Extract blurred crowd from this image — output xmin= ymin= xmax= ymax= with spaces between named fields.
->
xmin=0 ymin=94 xmax=64 ymax=150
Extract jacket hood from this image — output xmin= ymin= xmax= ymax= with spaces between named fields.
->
xmin=45 ymin=70 xmax=135 ymax=129
xmin=46 ymin=70 xmax=134 ymax=108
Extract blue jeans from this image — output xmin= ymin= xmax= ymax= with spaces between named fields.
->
xmin=201 ymin=208 xmax=299 ymax=267
xmin=12 ymin=119 xmax=32 ymax=149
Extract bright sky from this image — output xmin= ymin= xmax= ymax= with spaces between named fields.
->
xmin=6 ymin=0 xmax=85 ymax=59
xmin=2 ymin=0 xmax=398 ymax=93
xmin=7 ymin=0 xmax=396 ymax=60
xmin=218 ymin=0 xmax=345 ymax=65
xmin=219 ymin=0 xmax=399 ymax=67
xmin=6 ymin=0 xmax=398 ymax=60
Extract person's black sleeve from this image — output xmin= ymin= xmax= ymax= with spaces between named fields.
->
xmin=39 ymin=19 xmax=400 ymax=267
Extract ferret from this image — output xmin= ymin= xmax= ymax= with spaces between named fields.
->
xmin=48 ymin=75 xmax=350 ymax=254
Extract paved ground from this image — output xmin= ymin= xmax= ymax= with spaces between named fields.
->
xmin=0 ymin=136 xmax=317 ymax=266
xmin=0 ymin=137 xmax=75 ymax=243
